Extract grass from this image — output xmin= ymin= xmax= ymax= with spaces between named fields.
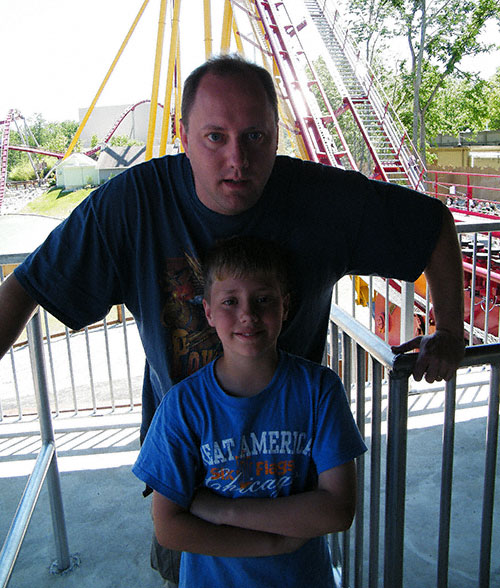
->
xmin=21 ymin=186 xmax=94 ymax=218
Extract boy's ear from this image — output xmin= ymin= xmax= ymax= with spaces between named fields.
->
xmin=203 ymin=298 xmax=215 ymax=327
xmin=282 ymin=293 xmax=290 ymax=321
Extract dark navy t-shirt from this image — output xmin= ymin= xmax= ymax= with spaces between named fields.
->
xmin=15 ymin=154 xmax=443 ymax=438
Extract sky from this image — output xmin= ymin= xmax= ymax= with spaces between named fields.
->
xmin=0 ymin=0 xmax=499 ymax=124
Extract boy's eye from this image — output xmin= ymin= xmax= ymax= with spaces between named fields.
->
xmin=222 ymin=298 xmax=236 ymax=306
xmin=256 ymin=295 xmax=274 ymax=304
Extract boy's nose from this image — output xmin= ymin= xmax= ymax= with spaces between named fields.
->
xmin=239 ymin=301 xmax=258 ymax=322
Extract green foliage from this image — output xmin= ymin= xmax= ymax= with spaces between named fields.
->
xmin=8 ymin=161 xmax=37 ymax=181
xmin=487 ymin=68 xmax=500 ymax=129
xmin=109 ymin=135 xmax=143 ymax=147
xmin=340 ymin=0 xmax=500 ymax=161
xmin=6 ymin=115 xmax=80 ymax=177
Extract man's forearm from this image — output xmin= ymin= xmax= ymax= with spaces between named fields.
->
xmin=0 ymin=274 xmax=37 ymax=359
xmin=424 ymin=206 xmax=464 ymax=337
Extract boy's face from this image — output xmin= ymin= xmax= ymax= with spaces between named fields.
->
xmin=202 ymin=271 xmax=289 ymax=362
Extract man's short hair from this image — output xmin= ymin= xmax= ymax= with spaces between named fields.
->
xmin=182 ymin=54 xmax=279 ymax=130
xmin=202 ymin=236 xmax=289 ymax=300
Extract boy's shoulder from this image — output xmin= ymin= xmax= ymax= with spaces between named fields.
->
xmin=280 ymin=350 xmax=341 ymax=382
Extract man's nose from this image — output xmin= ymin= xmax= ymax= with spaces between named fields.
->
xmin=227 ymin=138 xmax=248 ymax=169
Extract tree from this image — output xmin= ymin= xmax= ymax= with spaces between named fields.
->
xmin=338 ymin=0 xmax=500 ymax=162
xmin=487 ymin=68 xmax=500 ymax=129
xmin=389 ymin=0 xmax=500 ymax=162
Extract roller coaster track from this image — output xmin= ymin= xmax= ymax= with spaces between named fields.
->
xmin=241 ymin=0 xmax=425 ymax=188
xmin=1 ymin=0 xmax=425 ymax=213
xmin=0 ymin=100 xmax=162 ymax=212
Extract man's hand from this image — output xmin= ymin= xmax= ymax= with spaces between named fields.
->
xmin=391 ymin=329 xmax=465 ymax=383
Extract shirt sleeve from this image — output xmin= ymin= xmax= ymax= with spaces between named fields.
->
xmin=14 ymin=190 xmax=123 ymax=330
xmin=132 ymin=388 xmax=201 ymax=509
xmin=312 ymin=369 xmax=367 ymax=475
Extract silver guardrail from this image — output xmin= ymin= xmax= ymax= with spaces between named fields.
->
xmin=0 ymin=311 xmax=79 ymax=587
xmin=329 ymin=302 xmax=499 ymax=588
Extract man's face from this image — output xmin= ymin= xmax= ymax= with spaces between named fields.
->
xmin=180 ymin=72 xmax=279 ymax=216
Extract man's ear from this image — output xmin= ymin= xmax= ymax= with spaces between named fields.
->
xmin=203 ymin=298 xmax=215 ymax=327
xmin=179 ymin=119 xmax=189 ymax=157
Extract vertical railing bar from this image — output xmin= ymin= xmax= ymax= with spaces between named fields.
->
xmin=384 ymin=280 xmax=389 ymax=344
xmin=368 ymin=277 xmax=374 ymax=332
xmin=7 ymin=347 xmax=22 ymax=420
xmin=354 ymin=344 xmax=366 ymax=588
xmin=478 ymin=362 xmax=499 ymax=588
xmin=384 ymin=370 xmax=409 ymax=588
xmin=469 ymin=234 xmax=478 ymax=346
xmin=120 ymin=307 xmax=134 ymax=408
xmin=425 ymin=285 xmax=431 ymax=334
xmin=483 ymin=233 xmax=492 ymax=342
xmin=437 ymin=376 xmax=457 ymax=588
xmin=28 ymin=312 xmax=71 ymax=571
xmin=369 ymin=360 xmax=382 ymax=588
xmin=341 ymin=332 xmax=352 ymax=588
xmin=63 ymin=326 xmax=78 ymax=414
xmin=84 ymin=327 xmax=97 ymax=414
xmin=43 ymin=310 xmax=59 ymax=417
xmin=102 ymin=317 xmax=116 ymax=411
xmin=328 ymin=320 xmax=343 ymax=579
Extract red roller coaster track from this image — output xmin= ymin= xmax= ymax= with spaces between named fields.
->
xmin=0 ymin=100 xmax=163 ymax=210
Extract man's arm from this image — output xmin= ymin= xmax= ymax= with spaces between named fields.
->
xmin=0 ymin=274 xmax=38 ymax=359
xmin=152 ymin=491 xmax=306 ymax=557
xmin=190 ymin=460 xmax=357 ymax=538
xmin=392 ymin=206 xmax=465 ymax=382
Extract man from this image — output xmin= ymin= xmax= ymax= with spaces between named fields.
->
xmin=0 ymin=55 xmax=464 ymax=583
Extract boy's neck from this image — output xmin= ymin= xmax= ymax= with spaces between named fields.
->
xmin=214 ymin=351 xmax=280 ymax=398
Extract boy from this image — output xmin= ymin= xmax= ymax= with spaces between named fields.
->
xmin=133 ymin=236 xmax=367 ymax=587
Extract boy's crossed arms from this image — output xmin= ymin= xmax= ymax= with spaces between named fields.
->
xmin=152 ymin=459 xmax=356 ymax=558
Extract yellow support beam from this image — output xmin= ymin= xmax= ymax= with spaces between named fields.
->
xmin=146 ymin=0 xmax=168 ymax=161
xmin=232 ymin=14 xmax=244 ymax=55
xmin=174 ymin=32 xmax=182 ymax=146
xmin=159 ymin=0 xmax=182 ymax=156
xmin=203 ymin=0 xmax=212 ymax=59
xmin=221 ymin=0 xmax=232 ymax=53
xmin=64 ymin=0 xmax=150 ymax=160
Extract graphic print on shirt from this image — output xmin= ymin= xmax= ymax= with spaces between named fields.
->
xmin=161 ymin=254 xmax=220 ymax=381
xmin=201 ymin=429 xmax=313 ymax=498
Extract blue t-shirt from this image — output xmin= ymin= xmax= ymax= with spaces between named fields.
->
xmin=14 ymin=154 xmax=444 ymax=438
xmin=133 ymin=350 xmax=367 ymax=587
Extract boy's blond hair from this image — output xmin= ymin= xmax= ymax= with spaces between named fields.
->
xmin=202 ymin=236 xmax=290 ymax=300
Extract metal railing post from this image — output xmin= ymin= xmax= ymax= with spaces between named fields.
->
xmin=0 ymin=311 xmax=75 ymax=587
xmin=384 ymin=365 xmax=410 ymax=588
xmin=27 ymin=311 xmax=72 ymax=573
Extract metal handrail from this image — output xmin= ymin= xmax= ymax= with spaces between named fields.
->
xmin=0 ymin=312 xmax=76 ymax=587
xmin=329 ymin=302 xmax=499 ymax=587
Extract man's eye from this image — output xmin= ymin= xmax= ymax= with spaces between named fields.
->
xmin=207 ymin=132 xmax=223 ymax=143
xmin=247 ymin=132 xmax=262 ymax=142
